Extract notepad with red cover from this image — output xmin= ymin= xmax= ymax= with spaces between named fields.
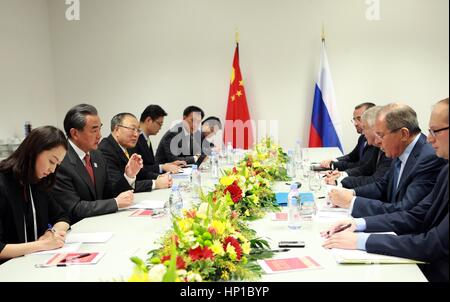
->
xmin=130 ymin=209 xmax=153 ymax=217
xmin=46 ymin=252 xmax=105 ymax=266
xmin=271 ymin=212 xmax=288 ymax=221
xmin=258 ymin=256 xmax=322 ymax=274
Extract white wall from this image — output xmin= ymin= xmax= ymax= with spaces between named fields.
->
xmin=2 ymin=0 xmax=449 ymax=153
xmin=0 ymin=0 xmax=56 ymax=141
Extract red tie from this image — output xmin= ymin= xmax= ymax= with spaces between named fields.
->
xmin=84 ymin=154 xmax=95 ymax=185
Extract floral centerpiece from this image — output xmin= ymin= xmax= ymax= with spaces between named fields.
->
xmin=129 ymin=194 xmax=272 ymax=282
xmin=210 ymin=164 xmax=279 ymax=220
xmin=128 ymin=137 xmax=288 ymax=282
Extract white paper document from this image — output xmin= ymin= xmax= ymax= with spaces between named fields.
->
xmin=66 ymin=232 xmax=113 ymax=243
xmin=127 ymin=199 xmax=166 ymax=209
xmin=330 ymin=248 xmax=425 ymax=264
xmin=27 ymin=242 xmax=82 ymax=256
xmin=171 ymin=167 xmax=192 ymax=178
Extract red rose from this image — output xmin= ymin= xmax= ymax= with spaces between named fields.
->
xmin=223 ymin=181 xmax=243 ymax=203
xmin=223 ymin=236 xmax=243 ymax=260
xmin=188 ymin=246 xmax=214 ymax=261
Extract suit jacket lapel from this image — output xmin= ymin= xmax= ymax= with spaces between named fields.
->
xmin=68 ymin=145 xmax=96 ymax=198
xmin=107 ymin=135 xmax=129 ymax=167
xmin=7 ymin=176 xmax=27 ymax=243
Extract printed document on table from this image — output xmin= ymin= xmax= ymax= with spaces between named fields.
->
xmin=27 ymin=242 xmax=82 ymax=256
xmin=66 ymin=232 xmax=113 ymax=243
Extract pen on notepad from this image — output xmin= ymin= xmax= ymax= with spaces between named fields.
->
xmin=60 ymin=253 xmax=92 ymax=263
xmin=251 ymin=248 xmax=290 ymax=254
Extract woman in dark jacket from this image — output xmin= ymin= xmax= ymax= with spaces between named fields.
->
xmin=0 ymin=126 xmax=70 ymax=260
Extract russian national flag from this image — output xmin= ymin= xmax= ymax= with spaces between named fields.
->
xmin=308 ymin=40 xmax=344 ymax=153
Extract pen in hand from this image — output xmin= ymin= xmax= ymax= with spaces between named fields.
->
xmin=47 ymin=224 xmax=56 ymax=234
xmin=326 ymin=223 xmax=352 ymax=237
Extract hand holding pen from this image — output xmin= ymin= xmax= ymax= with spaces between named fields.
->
xmin=320 ymin=220 xmax=355 ymax=239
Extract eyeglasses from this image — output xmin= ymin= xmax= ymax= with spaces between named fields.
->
xmin=429 ymin=126 xmax=449 ymax=137
xmin=374 ymin=127 xmax=403 ymax=140
xmin=117 ymin=125 xmax=142 ymax=134
xmin=154 ymin=120 xmax=163 ymax=127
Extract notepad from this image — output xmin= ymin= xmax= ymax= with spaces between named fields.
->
xmin=171 ymin=167 xmax=192 ymax=178
xmin=129 ymin=209 xmax=154 ymax=217
xmin=28 ymin=242 xmax=82 ymax=255
xmin=276 ymin=192 xmax=315 ymax=206
xmin=271 ymin=212 xmax=288 ymax=221
xmin=258 ymin=256 xmax=322 ymax=274
xmin=127 ymin=199 xmax=166 ymax=209
xmin=66 ymin=232 xmax=113 ymax=243
xmin=331 ymin=248 xmax=425 ymax=264
xmin=44 ymin=252 xmax=105 ymax=266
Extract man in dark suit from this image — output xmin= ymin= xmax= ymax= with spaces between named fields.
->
xmin=52 ymin=104 xmax=143 ymax=224
xmin=98 ymin=112 xmax=172 ymax=193
xmin=155 ymin=106 xmax=205 ymax=164
xmin=323 ymin=98 xmax=449 ymax=282
xmin=135 ymin=105 xmax=185 ymax=178
xmin=328 ymin=103 xmax=446 ymax=217
xmin=320 ymin=102 xmax=376 ymax=170
xmin=325 ymin=106 xmax=392 ymax=188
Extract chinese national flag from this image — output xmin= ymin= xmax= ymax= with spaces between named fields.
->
xmin=224 ymin=44 xmax=254 ymax=149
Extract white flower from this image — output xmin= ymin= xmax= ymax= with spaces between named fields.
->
xmin=186 ymin=272 xmax=203 ymax=282
xmin=148 ymin=264 xmax=167 ymax=282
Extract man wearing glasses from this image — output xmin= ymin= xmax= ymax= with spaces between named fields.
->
xmin=322 ymin=98 xmax=449 ymax=282
xmin=135 ymin=105 xmax=185 ymax=177
xmin=98 ymin=112 xmax=172 ymax=193
xmin=320 ymin=102 xmax=377 ymax=170
xmin=328 ymin=103 xmax=446 ymax=218
xmin=53 ymin=104 xmax=141 ymax=224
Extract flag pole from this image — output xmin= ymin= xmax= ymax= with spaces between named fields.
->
xmin=235 ymin=28 xmax=240 ymax=45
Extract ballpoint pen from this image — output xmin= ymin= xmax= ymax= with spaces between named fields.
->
xmin=326 ymin=223 xmax=352 ymax=237
xmin=250 ymin=248 xmax=290 ymax=254
xmin=34 ymin=253 xmax=93 ymax=268
xmin=60 ymin=253 xmax=92 ymax=263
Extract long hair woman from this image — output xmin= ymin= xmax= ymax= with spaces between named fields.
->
xmin=0 ymin=126 xmax=70 ymax=260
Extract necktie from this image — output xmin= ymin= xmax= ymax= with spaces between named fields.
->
xmin=189 ymin=134 xmax=194 ymax=156
xmin=124 ymin=150 xmax=130 ymax=159
xmin=391 ymin=158 xmax=402 ymax=197
xmin=84 ymin=154 xmax=95 ymax=185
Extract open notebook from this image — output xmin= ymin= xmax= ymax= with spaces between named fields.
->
xmin=331 ymin=248 xmax=425 ymax=264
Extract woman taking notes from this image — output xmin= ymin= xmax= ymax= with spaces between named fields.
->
xmin=0 ymin=126 xmax=70 ymax=261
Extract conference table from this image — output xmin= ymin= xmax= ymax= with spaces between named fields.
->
xmin=0 ymin=148 xmax=427 ymax=282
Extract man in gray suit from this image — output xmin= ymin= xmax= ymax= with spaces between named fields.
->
xmin=52 ymin=104 xmax=143 ymax=224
